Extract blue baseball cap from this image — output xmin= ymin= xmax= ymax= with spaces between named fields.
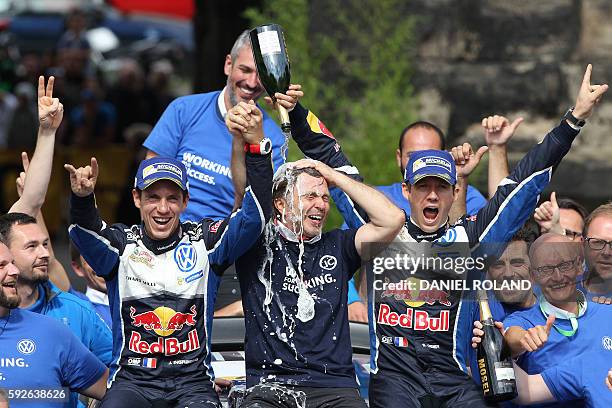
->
xmin=134 ymin=157 xmax=189 ymax=191
xmin=404 ymin=150 xmax=457 ymax=185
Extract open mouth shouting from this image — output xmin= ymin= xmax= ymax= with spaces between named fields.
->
xmin=422 ymin=206 xmax=440 ymax=224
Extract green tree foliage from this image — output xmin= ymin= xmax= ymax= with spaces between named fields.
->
xmin=245 ymin=0 xmax=417 ymax=228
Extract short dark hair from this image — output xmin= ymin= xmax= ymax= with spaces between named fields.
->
xmin=556 ymin=197 xmax=588 ymax=221
xmin=584 ymin=202 xmax=612 ymax=237
xmin=272 ymin=167 xmax=324 ymax=218
xmin=398 ymin=121 xmax=446 ymax=151
xmin=511 ymin=219 xmax=540 ymax=249
xmin=0 ymin=212 xmax=37 ymax=245
xmin=69 ymin=242 xmax=82 ymax=265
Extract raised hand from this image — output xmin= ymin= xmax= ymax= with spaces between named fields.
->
xmin=64 ymin=157 xmax=99 ymax=197
xmin=519 ymin=314 xmax=555 ymax=353
xmin=482 ymin=115 xmax=523 ymax=147
xmin=225 ymin=100 xmax=264 ymax=145
xmin=264 ymin=83 xmax=304 ymax=112
xmin=38 ymin=76 xmax=63 ymax=131
xmin=534 ymin=192 xmax=561 ymax=234
xmin=573 ymin=64 xmax=608 ymax=120
xmin=15 ymin=152 xmax=30 ymax=198
xmin=451 ymin=142 xmax=488 ymax=179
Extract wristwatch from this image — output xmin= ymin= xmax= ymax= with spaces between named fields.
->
xmin=245 ymin=137 xmax=272 ymax=155
xmin=563 ymin=107 xmax=586 ymax=128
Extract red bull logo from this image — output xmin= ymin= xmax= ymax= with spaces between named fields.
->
xmin=128 ymin=329 xmax=200 ymax=356
xmin=380 ymin=278 xmax=451 ymax=307
xmin=129 ymin=305 xmax=197 ymax=337
xmin=377 ymin=304 xmax=450 ymax=331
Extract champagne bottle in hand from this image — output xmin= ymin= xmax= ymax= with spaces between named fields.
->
xmin=250 ymin=24 xmax=291 ymax=133
xmin=476 ymin=290 xmax=517 ymax=402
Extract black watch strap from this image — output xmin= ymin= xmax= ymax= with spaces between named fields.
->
xmin=564 ymin=107 xmax=586 ymax=127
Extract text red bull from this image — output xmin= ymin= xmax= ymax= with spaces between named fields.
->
xmin=128 ymin=329 xmax=200 ymax=356
xmin=377 ymin=304 xmax=450 ymax=331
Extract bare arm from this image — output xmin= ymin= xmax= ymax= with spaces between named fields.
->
xmin=15 ymin=152 xmax=71 ymax=291
xmin=449 ymin=142 xmax=488 ymax=222
xmin=145 ymin=149 xmax=158 ymax=159
xmin=482 ymin=115 xmax=523 ymax=198
xmin=9 ymin=76 xmax=63 ymax=215
xmin=79 ymin=368 xmax=109 ymax=401
xmin=513 ymin=362 xmax=555 ymax=405
xmin=449 ymin=176 xmax=467 ymax=224
xmin=329 ymin=169 xmax=405 ymax=259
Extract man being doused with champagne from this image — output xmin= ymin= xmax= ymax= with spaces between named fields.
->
xmin=227 ymin=100 xmax=404 ymax=407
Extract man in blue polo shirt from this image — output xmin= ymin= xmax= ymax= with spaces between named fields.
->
xmin=0 ymin=213 xmax=113 ymax=366
xmin=472 ymin=325 xmax=612 ymax=408
xmin=501 ymin=233 xmax=612 ymax=407
xmin=143 ymin=30 xmax=294 ymax=315
xmin=0 ymin=241 xmax=108 ymax=408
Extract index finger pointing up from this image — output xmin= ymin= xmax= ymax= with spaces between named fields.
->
xmin=582 ymin=64 xmax=593 ymax=87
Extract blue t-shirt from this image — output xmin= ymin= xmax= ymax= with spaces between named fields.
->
xmin=541 ymin=351 xmax=612 ymax=408
xmin=69 ymin=287 xmax=112 ymax=328
xmin=347 ymin=182 xmax=487 ymax=304
xmin=24 ymin=282 xmax=113 ymax=366
xmin=0 ymin=309 xmax=106 ymax=408
xmin=143 ymin=91 xmax=286 ymax=221
xmin=503 ymin=300 xmax=612 ymax=408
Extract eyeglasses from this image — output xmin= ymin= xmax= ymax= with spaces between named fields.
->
xmin=564 ymin=229 xmax=582 ymax=241
xmin=585 ymin=238 xmax=612 ymax=251
xmin=533 ymin=258 xmax=580 ymax=278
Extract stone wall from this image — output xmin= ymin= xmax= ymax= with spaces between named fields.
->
xmin=408 ymin=0 xmax=611 ymax=208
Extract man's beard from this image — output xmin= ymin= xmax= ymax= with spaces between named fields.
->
xmin=0 ymin=287 xmax=20 ymax=309
xmin=21 ymin=267 xmax=49 ymax=285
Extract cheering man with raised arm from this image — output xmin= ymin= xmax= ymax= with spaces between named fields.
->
xmin=280 ymin=65 xmax=607 ymax=407
xmin=66 ymin=100 xmax=274 ymax=407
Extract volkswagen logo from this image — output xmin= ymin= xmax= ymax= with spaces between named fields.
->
xmin=174 ymin=243 xmax=197 ymax=272
xmin=17 ymin=339 xmax=36 ymax=355
xmin=603 ymin=336 xmax=612 ymax=351
xmin=319 ymin=255 xmax=337 ymax=270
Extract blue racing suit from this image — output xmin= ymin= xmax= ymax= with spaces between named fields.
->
xmin=68 ymin=152 xmax=273 ymax=406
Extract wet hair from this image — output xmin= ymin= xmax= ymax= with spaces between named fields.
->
xmin=230 ymin=30 xmax=252 ymax=61
xmin=0 ymin=212 xmax=37 ymax=245
xmin=584 ymin=202 xmax=612 ymax=237
xmin=272 ymin=167 xmax=324 ymax=218
xmin=398 ymin=121 xmax=446 ymax=151
xmin=557 ymin=197 xmax=588 ymax=221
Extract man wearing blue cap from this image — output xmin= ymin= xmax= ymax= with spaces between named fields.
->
xmin=281 ymin=64 xmax=608 ymax=407
xmin=65 ymin=101 xmax=274 ymax=407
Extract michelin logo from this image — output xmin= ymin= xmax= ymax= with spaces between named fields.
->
xmin=412 ymin=156 xmax=452 ymax=173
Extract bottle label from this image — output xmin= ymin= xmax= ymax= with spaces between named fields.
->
xmin=494 ymin=362 xmax=516 ymax=381
xmin=258 ymin=31 xmax=282 ymax=55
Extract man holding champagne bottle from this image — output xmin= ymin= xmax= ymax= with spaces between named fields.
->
xmin=142 ymin=30 xmax=292 ymax=315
